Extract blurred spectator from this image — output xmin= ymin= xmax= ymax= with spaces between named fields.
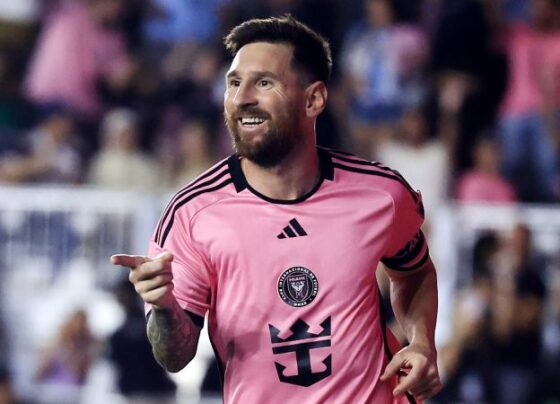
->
xmin=340 ymin=0 xmax=428 ymax=157
xmin=293 ymin=0 xmax=345 ymax=149
xmin=502 ymin=0 xmax=531 ymax=23
xmin=0 ymin=319 xmax=15 ymax=404
xmin=231 ymin=0 xmax=345 ymax=64
xmin=436 ymin=231 xmax=499 ymax=403
xmin=107 ymin=279 xmax=176 ymax=403
xmin=491 ymin=223 xmax=547 ymax=404
xmin=0 ymin=0 xmax=40 ymax=65
xmin=0 ymin=45 xmax=35 ymax=151
xmin=0 ymin=0 xmax=39 ymax=24
xmin=539 ymin=261 xmax=560 ymax=401
xmin=0 ymin=369 xmax=14 ymax=404
xmin=455 ymin=136 xmax=518 ymax=203
xmin=497 ymin=0 xmax=560 ymax=202
xmin=35 ymin=309 xmax=99 ymax=387
xmin=117 ymin=0 xmax=150 ymax=52
xmin=161 ymin=44 xmax=223 ymax=121
xmin=430 ymin=0 xmax=508 ymax=175
xmin=256 ymin=0 xmax=298 ymax=15
xmin=376 ymin=106 xmax=449 ymax=219
xmin=0 ymin=109 xmax=82 ymax=184
xmin=0 ymin=0 xmax=38 ymax=136
xmin=163 ymin=118 xmax=216 ymax=189
xmin=24 ymin=0 xmax=134 ymax=118
xmin=87 ymin=108 xmax=160 ymax=190
xmin=143 ymin=0 xmax=231 ymax=48
xmin=292 ymin=0 xmax=345 ymax=65
xmin=229 ymin=0 xmax=298 ymax=27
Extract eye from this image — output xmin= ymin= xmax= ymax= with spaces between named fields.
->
xmin=228 ymin=78 xmax=240 ymax=87
xmin=258 ymin=79 xmax=271 ymax=87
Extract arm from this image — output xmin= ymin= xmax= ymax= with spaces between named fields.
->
xmin=146 ymin=300 xmax=201 ymax=372
xmin=111 ymin=252 xmax=201 ymax=372
xmin=389 ymin=257 xmax=437 ymax=357
xmin=380 ymin=257 xmax=442 ymax=400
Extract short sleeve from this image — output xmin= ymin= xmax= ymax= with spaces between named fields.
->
xmin=148 ymin=212 xmax=211 ymax=320
xmin=381 ymin=185 xmax=429 ymax=271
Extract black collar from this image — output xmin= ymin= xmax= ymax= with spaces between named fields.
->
xmin=227 ymin=147 xmax=334 ymax=204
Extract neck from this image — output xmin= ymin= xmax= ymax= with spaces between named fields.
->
xmin=241 ymin=145 xmax=320 ymax=201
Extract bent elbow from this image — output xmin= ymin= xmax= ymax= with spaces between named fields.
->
xmin=154 ymin=349 xmax=196 ymax=373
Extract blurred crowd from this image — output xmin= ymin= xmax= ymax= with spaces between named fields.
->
xmin=0 ymin=0 xmax=559 ymax=206
xmin=434 ymin=223 xmax=560 ymax=403
xmin=0 ymin=0 xmax=560 ymax=402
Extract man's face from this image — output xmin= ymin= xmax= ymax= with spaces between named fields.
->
xmin=224 ymin=42 xmax=306 ymax=167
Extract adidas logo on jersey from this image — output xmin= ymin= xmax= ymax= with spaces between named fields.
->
xmin=277 ymin=218 xmax=307 ymax=239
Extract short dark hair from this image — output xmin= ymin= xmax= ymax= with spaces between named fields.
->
xmin=224 ymin=15 xmax=332 ymax=85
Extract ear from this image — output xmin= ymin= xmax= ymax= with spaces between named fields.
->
xmin=304 ymin=81 xmax=328 ymax=118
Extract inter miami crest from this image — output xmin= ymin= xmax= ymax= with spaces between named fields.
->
xmin=277 ymin=266 xmax=318 ymax=307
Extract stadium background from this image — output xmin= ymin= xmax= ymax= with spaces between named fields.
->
xmin=0 ymin=0 xmax=559 ymax=403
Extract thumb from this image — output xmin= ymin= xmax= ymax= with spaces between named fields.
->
xmin=380 ymin=355 xmax=403 ymax=382
xmin=154 ymin=251 xmax=174 ymax=263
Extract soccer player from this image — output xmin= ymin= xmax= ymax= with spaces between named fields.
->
xmin=112 ymin=15 xmax=442 ymax=403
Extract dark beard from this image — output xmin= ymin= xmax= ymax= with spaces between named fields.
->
xmin=225 ymin=107 xmax=300 ymax=168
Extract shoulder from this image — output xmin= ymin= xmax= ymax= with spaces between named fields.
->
xmin=153 ymin=155 xmax=237 ymax=247
xmin=324 ymin=147 xmax=421 ymax=203
xmin=165 ymin=156 xmax=237 ymax=212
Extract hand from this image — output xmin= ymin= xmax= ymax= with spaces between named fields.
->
xmin=110 ymin=252 xmax=176 ymax=310
xmin=380 ymin=343 xmax=442 ymax=401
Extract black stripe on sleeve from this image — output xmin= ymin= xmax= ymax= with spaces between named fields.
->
xmin=381 ymin=231 xmax=426 ymax=269
xmin=332 ymin=162 xmax=419 ymax=203
xmin=330 ymin=152 xmax=417 ymax=194
xmin=383 ymin=248 xmax=430 ymax=272
xmin=156 ymin=164 xmax=230 ymax=244
xmin=159 ymin=178 xmax=233 ymax=247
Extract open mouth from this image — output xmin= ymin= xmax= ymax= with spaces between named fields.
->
xmin=239 ymin=116 xmax=268 ymax=128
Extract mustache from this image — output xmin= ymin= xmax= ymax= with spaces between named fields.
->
xmin=229 ymin=107 xmax=271 ymax=121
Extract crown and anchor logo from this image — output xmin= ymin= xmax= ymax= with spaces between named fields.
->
xmin=268 ymin=317 xmax=332 ymax=387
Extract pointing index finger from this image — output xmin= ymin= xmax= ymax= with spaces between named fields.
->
xmin=110 ymin=254 xmax=151 ymax=269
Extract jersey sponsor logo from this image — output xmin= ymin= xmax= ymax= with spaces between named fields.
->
xmin=277 ymin=218 xmax=308 ymax=239
xmin=268 ymin=317 xmax=332 ymax=387
xmin=278 ymin=267 xmax=318 ymax=307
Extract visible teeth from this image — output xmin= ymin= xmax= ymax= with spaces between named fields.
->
xmin=241 ymin=117 xmax=265 ymax=124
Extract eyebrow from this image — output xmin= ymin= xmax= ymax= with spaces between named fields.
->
xmin=225 ymin=70 xmax=280 ymax=80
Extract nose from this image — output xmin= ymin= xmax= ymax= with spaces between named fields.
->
xmin=232 ymin=82 xmax=257 ymax=108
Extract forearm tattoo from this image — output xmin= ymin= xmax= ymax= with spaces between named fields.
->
xmin=147 ymin=307 xmax=198 ymax=372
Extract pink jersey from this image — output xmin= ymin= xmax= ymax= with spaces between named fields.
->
xmin=149 ymin=148 xmax=428 ymax=403
xmin=24 ymin=3 xmax=131 ymax=116
xmin=500 ymin=23 xmax=560 ymax=117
